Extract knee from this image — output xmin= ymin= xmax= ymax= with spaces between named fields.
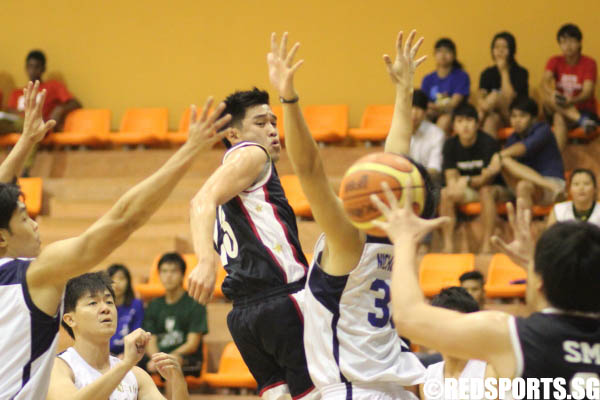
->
xmin=516 ymin=180 xmax=534 ymax=196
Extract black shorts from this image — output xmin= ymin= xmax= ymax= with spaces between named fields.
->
xmin=228 ymin=280 xmax=315 ymax=398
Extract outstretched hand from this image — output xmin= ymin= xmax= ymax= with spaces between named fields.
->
xmin=22 ymin=81 xmax=56 ymax=142
xmin=186 ymin=97 xmax=231 ymax=150
xmin=267 ymin=32 xmax=304 ymax=100
xmin=491 ymin=199 xmax=534 ymax=266
xmin=370 ymin=182 xmax=449 ymax=243
xmin=383 ymin=30 xmax=426 ymax=87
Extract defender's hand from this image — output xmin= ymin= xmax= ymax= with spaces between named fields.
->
xmin=267 ymin=32 xmax=304 ymax=100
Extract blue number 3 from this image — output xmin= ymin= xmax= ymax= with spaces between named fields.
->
xmin=368 ymin=279 xmax=394 ymax=328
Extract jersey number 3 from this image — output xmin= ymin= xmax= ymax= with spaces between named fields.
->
xmin=368 ymin=279 xmax=394 ymax=328
xmin=217 ymin=207 xmax=239 ymax=265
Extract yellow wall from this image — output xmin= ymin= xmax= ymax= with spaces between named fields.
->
xmin=1 ymin=0 xmax=599 ymax=129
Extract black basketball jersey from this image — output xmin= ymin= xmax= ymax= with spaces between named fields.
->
xmin=214 ymin=142 xmax=308 ymax=300
xmin=511 ymin=310 xmax=600 ymax=397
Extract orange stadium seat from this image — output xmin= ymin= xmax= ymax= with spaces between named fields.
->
xmin=497 ymin=127 xmax=514 ymax=140
xmin=484 ymin=253 xmax=527 ymax=298
xmin=271 ymin=105 xmax=284 ymax=140
xmin=458 ymin=202 xmax=508 ymax=216
xmin=135 ymin=253 xmax=197 ymax=300
xmin=280 ymin=174 xmax=312 ymax=218
xmin=303 ymin=105 xmax=348 ymax=143
xmin=51 ymin=109 xmax=111 ymax=147
xmin=419 ymin=253 xmax=475 ymax=297
xmin=348 ymin=105 xmax=393 ymax=142
xmin=19 ymin=177 xmax=43 ymax=218
xmin=0 ymin=133 xmax=22 ymax=147
xmin=109 ymin=108 xmax=168 ymax=146
xmin=204 ymin=342 xmax=257 ymax=390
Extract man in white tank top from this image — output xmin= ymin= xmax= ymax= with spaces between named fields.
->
xmin=267 ymin=30 xmax=430 ymax=399
xmin=47 ymin=272 xmax=189 ymax=400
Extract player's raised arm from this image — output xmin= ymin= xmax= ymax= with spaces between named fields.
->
xmin=383 ymin=30 xmax=426 ymax=155
xmin=267 ymin=32 xmax=363 ymax=275
xmin=26 ymin=99 xmax=230 ymax=316
xmin=0 ymin=81 xmax=55 ymax=182
xmin=371 ymin=185 xmax=518 ymax=378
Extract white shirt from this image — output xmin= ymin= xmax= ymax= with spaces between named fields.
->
xmin=553 ymin=201 xmax=600 ymax=226
xmin=409 ymin=120 xmax=445 ymax=173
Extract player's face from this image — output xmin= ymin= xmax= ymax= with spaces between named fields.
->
xmin=237 ymin=104 xmax=281 ymax=162
xmin=453 ymin=116 xmax=478 ymax=143
xmin=558 ymin=36 xmax=581 ymax=58
xmin=3 ymin=202 xmax=40 ymax=258
xmin=461 ymin=279 xmax=485 ymax=306
xmin=492 ymin=38 xmax=509 ymax=61
xmin=68 ymin=289 xmax=118 ymax=339
xmin=158 ymin=262 xmax=184 ymax=292
xmin=411 ymin=107 xmax=426 ymax=133
xmin=25 ymin=59 xmax=44 ymax=82
xmin=110 ymin=270 xmax=128 ymax=303
xmin=570 ymin=172 xmax=596 ymax=205
xmin=435 ymin=47 xmax=454 ymax=68
xmin=509 ymin=109 xmax=533 ymax=135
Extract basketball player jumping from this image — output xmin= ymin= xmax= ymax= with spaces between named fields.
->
xmin=267 ymin=30 xmax=434 ymax=399
xmin=0 ymin=88 xmax=230 ymax=399
xmin=372 ymin=186 xmax=600 ymax=397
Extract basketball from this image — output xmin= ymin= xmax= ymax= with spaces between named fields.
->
xmin=339 ymin=152 xmax=427 ymax=237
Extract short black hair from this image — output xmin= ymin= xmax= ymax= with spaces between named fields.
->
xmin=220 ymin=88 xmax=270 ymax=148
xmin=434 ymin=38 xmax=463 ymax=70
xmin=510 ymin=96 xmax=539 ymax=118
xmin=491 ymin=31 xmax=517 ymax=64
xmin=431 ymin=286 xmax=480 ymax=313
xmin=459 ymin=270 xmax=484 ymax=285
xmin=26 ymin=50 xmax=46 ymax=67
xmin=107 ymin=264 xmax=135 ymax=306
xmin=0 ymin=183 xmax=22 ymax=231
xmin=570 ymin=168 xmax=597 ymax=189
xmin=534 ymin=222 xmax=600 ymax=312
xmin=557 ymin=23 xmax=582 ymax=42
xmin=412 ymin=89 xmax=429 ymax=110
xmin=453 ymin=103 xmax=479 ymax=122
xmin=62 ymin=272 xmax=115 ymax=339
xmin=158 ymin=252 xmax=186 ymax=275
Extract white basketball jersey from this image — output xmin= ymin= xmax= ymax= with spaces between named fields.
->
xmin=58 ymin=347 xmax=138 ymax=399
xmin=304 ymin=234 xmax=426 ymax=395
xmin=423 ymin=360 xmax=487 ymax=400
xmin=0 ymin=258 xmax=62 ymax=400
xmin=553 ymin=201 xmax=600 ymax=226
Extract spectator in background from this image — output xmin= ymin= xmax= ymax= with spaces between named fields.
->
xmin=459 ymin=270 xmax=486 ymax=309
xmin=421 ymin=38 xmax=470 ymax=135
xmin=547 ymin=168 xmax=600 ymax=227
xmin=439 ymin=104 xmax=508 ymax=253
xmin=7 ymin=50 xmax=82 ymax=130
xmin=479 ymin=32 xmax=529 ymax=138
xmin=143 ymin=252 xmax=208 ymax=379
xmin=107 ymin=263 xmax=144 ymax=357
xmin=493 ymin=97 xmax=565 ymax=210
xmin=410 ymin=89 xmax=445 ymax=184
xmin=541 ymin=23 xmax=598 ymax=151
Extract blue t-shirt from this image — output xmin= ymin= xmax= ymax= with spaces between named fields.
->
xmin=504 ymin=122 xmax=564 ymax=179
xmin=421 ymin=68 xmax=470 ymax=103
xmin=110 ymin=298 xmax=144 ymax=355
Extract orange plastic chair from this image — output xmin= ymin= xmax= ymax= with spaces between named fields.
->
xmin=419 ymin=253 xmax=475 ymax=297
xmin=204 ymin=342 xmax=257 ymax=390
xmin=109 ymin=108 xmax=168 ymax=146
xmin=135 ymin=253 xmax=197 ymax=300
xmin=458 ymin=202 xmax=508 ymax=216
xmin=51 ymin=109 xmax=111 ymax=147
xmin=280 ymin=174 xmax=312 ymax=218
xmin=303 ymin=105 xmax=348 ymax=143
xmin=0 ymin=133 xmax=22 ymax=147
xmin=348 ymin=105 xmax=393 ymax=142
xmin=212 ymin=261 xmax=228 ymax=300
xmin=18 ymin=177 xmax=42 ymax=218
xmin=484 ymin=253 xmax=527 ymax=298
xmin=497 ymin=127 xmax=514 ymax=140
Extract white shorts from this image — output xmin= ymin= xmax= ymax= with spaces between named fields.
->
xmin=319 ymin=382 xmax=418 ymax=400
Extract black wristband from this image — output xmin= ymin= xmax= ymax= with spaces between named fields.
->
xmin=279 ymin=95 xmax=299 ymax=104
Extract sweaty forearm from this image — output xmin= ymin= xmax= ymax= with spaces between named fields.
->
xmin=191 ymin=199 xmax=218 ymax=268
xmin=385 ymin=84 xmax=413 ymax=155
xmin=283 ymin=102 xmax=321 ymax=177
xmin=391 ymin=239 xmax=426 ymax=329
xmin=0 ymin=135 xmax=37 ymax=182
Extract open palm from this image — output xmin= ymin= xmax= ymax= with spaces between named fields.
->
xmin=383 ymin=30 xmax=427 ymax=86
xmin=267 ymin=32 xmax=303 ymax=99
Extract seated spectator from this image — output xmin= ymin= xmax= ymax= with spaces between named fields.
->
xmin=459 ymin=270 xmax=485 ymax=309
xmin=547 ymin=168 xmax=600 ymax=227
xmin=143 ymin=252 xmax=208 ymax=378
xmin=479 ymin=32 xmax=529 ymax=137
xmin=48 ymin=272 xmax=189 ymax=400
xmin=540 ymin=23 xmax=598 ymax=151
xmin=419 ymin=287 xmax=495 ymax=400
xmin=439 ymin=104 xmax=508 ymax=253
xmin=421 ymin=38 xmax=470 ymax=135
xmin=409 ymin=89 xmax=445 ymax=184
xmin=7 ymin=50 xmax=82 ymax=130
xmin=494 ymin=97 xmax=565 ymax=210
xmin=107 ymin=263 xmax=144 ymax=357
